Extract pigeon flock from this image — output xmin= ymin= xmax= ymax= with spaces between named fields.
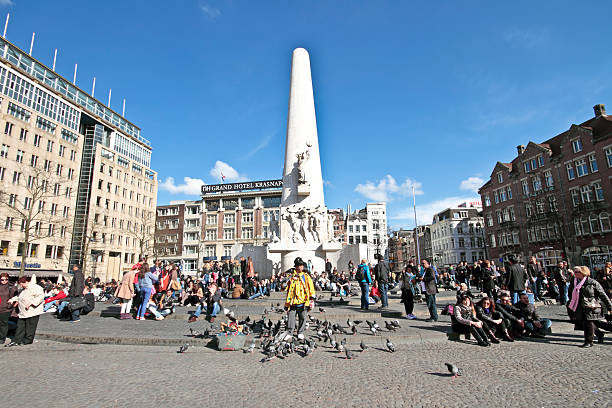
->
xmin=179 ymin=302 xmax=404 ymax=362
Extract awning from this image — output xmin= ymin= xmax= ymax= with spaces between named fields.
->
xmin=0 ymin=268 xmax=71 ymax=279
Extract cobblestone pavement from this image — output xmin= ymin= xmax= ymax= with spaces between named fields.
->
xmin=1 ymin=334 xmax=611 ymax=408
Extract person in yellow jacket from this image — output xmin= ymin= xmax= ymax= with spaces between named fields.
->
xmin=285 ymin=257 xmax=316 ymax=340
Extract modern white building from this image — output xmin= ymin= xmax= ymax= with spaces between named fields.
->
xmin=430 ymin=201 xmax=485 ymax=266
xmin=346 ymin=202 xmax=388 ymax=262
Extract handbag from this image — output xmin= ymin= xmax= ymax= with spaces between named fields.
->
xmin=582 ymin=296 xmax=600 ymax=310
xmin=68 ymin=296 xmax=87 ymax=312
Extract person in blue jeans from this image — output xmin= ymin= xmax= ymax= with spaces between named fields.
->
xmin=357 ymin=259 xmax=372 ymax=310
xmin=189 ymin=282 xmax=222 ymax=323
xmin=136 ymin=263 xmax=157 ymax=320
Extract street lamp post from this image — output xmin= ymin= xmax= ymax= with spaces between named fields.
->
xmin=476 ymin=222 xmax=488 ymax=260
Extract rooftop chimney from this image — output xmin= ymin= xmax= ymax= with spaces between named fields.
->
xmin=594 ymin=104 xmax=606 ymax=117
xmin=517 ymin=145 xmax=525 ymax=155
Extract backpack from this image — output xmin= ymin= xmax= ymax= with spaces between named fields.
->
xmin=355 ymin=265 xmax=364 ymax=282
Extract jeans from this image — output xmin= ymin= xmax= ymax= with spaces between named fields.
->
xmin=535 ymin=277 xmax=544 ymax=300
xmin=71 ymin=308 xmax=80 ymax=321
xmin=137 ymin=287 xmax=152 ymax=318
xmin=425 ymin=293 xmax=438 ymax=321
xmin=511 ymin=290 xmax=526 ymax=305
xmin=379 ymin=283 xmax=389 ymax=308
xmin=0 ymin=311 xmax=9 ymax=342
xmin=193 ymin=302 xmax=220 ymax=318
xmin=528 ymin=279 xmax=538 ymax=300
xmin=359 ymin=282 xmax=370 ymax=309
xmin=558 ymin=282 xmax=568 ymax=305
xmin=43 ymin=300 xmax=58 ymax=312
xmin=248 ymin=292 xmax=263 ymax=300
xmin=58 ymin=300 xmax=69 ymax=316
xmin=148 ymin=305 xmax=171 ymax=319
xmin=287 ymin=304 xmax=307 ymax=335
xmin=524 ymin=318 xmax=552 ymax=334
xmin=401 ymin=289 xmax=414 ymax=315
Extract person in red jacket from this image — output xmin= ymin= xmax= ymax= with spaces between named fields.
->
xmin=43 ymin=286 xmax=68 ymax=312
xmin=370 ymin=280 xmax=381 ymax=304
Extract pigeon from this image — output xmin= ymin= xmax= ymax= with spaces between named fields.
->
xmin=345 ymin=348 xmax=355 ymax=359
xmin=353 ymin=320 xmax=363 ymax=326
xmin=385 ymin=321 xmax=397 ymax=331
xmin=177 ymin=344 xmax=189 ymax=354
xmin=244 ymin=341 xmax=256 ymax=353
xmin=189 ymin=328 xmax=200 ymax=337
xmin=351 ymin=325 xmax=357 ymax=335
xmin=263 ymin=308 xmax=269 ymax=315
xmin=330 ymin=337 xmax=337 ymax=349
xmin=445 ymin=363 xmax=461 ymax=379
xmin=370 ymin=326 xmax=377 ymax=336
xmin=391 ymin=319 xmax=401 ymax=328
xmin=319 ymin=307 xmax=326 ymax=313
xmin=359 ymin=339 xmax=368 ymax=352
xmin=385 ymin=338 xmax=395 ymax=353
xmin=347 ymin=319 xmax=354 ymax=328
xmin=372 ymin=321 xmax=380 ymax=330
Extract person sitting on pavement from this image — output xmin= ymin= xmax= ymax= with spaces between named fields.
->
xmin=475 ymin=296 xmax=511 ymax=342
xmin=567 ymin=266 xmax=612 ymax=348
xmin=43 ymin=286 xmax=68 ymax=312
xmin=456 ymin=283 xmax=473 ymax=303
xmin=496 ymin=291 xmax=525 ymax=338
xmin=189 ymin=282 xmax=222 ymax=323
xmin=451 ymin=294 xmax=490 ymax=347
xmin=514 ymin=293 xmax=552 ymax=338
xmin=369 ymin=280 xmax=381 ymax=304
xmin=182 ymin=282 xmax=203 ymax=306
xmin=337 ymin=272 xmax=350 ymax=297
xmin=147 ymin=293 xmax=173 ymax=320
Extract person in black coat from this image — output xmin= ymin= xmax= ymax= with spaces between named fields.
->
xmin=496 ymin=292 xmax=524 ymax=338
xmin=505 ymin=257 xmax=528 ymax=304
xmin=452 ymin=295 xmax=490 ymax=347
xmin=481 ymin=260 xmax=497 ymax=301
xmin=67 ymin=264 xmax=85 ymax=322
xmin=568 ymin=266 xmax=612 ymax=348
xmin=476 ymin=296 xmax=512 ymax=342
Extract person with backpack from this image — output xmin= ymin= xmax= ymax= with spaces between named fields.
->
xmin=401 ymin=261 xmax=417 ymax=319
xmin=356 ymin=258 xmax=372 ymax=310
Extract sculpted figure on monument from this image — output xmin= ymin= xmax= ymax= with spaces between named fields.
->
xmin=282 ymin=211 xmax=299 ymax=243
xmin=270 ymin=217 xmax=280 ymax=243
xmin=296 ymin=149 xmax=310 ymax=185
xmin=327 ymin=213 xmax=337 ymax=242
xmin=309 ymin=213 xmax=321 ymax=242
xmin=298 ymin=208 xmax=309 ymax=242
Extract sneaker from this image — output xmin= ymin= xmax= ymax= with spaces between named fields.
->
xmin=188 ymin=316 xmax=197 ymax=323
xmin=406 ymin=314 xmax=417 ymax=320
xmin=297 ymin=333 xmax=305 ymax=341
xmin=155 ymin=316 xmax=164 ymax=321
xmin=71 ymin=319 xmax=80 ymax=323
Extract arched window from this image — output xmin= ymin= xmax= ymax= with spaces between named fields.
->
xmin=590 ymin=214 xmax=600 ymax=233
xmin=600 ymin=213 xmax=611 ymax=232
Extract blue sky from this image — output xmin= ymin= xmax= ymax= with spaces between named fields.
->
xmin=8 ymin=1 xmax=612 ymax=228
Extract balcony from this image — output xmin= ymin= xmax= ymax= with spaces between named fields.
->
xmin=573 ymin=201 xmax=609 ymax=214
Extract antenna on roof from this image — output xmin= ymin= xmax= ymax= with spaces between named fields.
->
xmin=107 ymin=88 xmax=111 ymax=107
xmin=122 ymin=98 xmax=126 ymax=116
xmin=52 ymin=49 xmax=57 ymax=71
xmin=3 ymin=13 xmax=9 ymax=38
xmin=73 ymin=63 xmax=77 ymax=84
xmin=29 ymin=32 xmax=35 ymax=55
xmin=91 ymin=76 xmax=96 ymax=97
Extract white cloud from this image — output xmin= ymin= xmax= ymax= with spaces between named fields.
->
xmin=199 ymin=2 xmax=221 ymax=19
xmin=159 ymin=176 xmax=204 ymax=195
xmin=209 ymin=161 xmax=248 ymax=183
xmin=0 ymin=0 xmax=14 ymax=6
xmin=355 ymin=175 xmax=422 ymax=202
xmin=459 ymin=176 xmax=485 ymax=193
xmin=244 ymin=133 xmax=273 ymax=159
xmin=391 ymin=196 xmax=480 ymax=226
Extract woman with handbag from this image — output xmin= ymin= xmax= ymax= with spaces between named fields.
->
xmin=115 ymin=268 xmax=137 ymax=320
xmin=568 ymin=266 xmax=612 ymax=348
xmin=6 ymin=275 xmax=44 ymax=347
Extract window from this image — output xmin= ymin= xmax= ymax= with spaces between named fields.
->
xmin=589 ymin=155 xmax=598 ymax=173
xmin=33 ymin=134 xmax=41 ymax=147
xmin=525 ymin=205 xmax=532 ymax=217
xmin=566 ymin=163 xmax=576 ymax=180
xmin=532 ymin=176 xmax=542 ymax=191
xmin=606 ymin=148 xmax=612 ymax=168
xmin=497 ymin=173 xmax=503 ymax=183
xmin=12 ymin=171 xmax=20 ymax=184
xmin=241 ymin=197 xmax=255 ymax=209
xmin=590 ymin=215 xmax=600 ymax=233
xmin=223 ymin=228 xmax=234 ymax=240
xmin=494 ymin=191 xmax=499 ymax=204
xmin=0 ymin=240 xmax=8 ymax=255
xmin=486 ymin=213 xmax=493 ymax=227
xmin=262 ymin=196 xmax=281 ymax=208
xmin=205 ymin=200 xmax=219 ymax=212
xmin=580 ymin=185 xmax=593 ymax=203
xmin=206 ymin=214 xmax=217 ymax=225
xmin=600 ymin=213 xmax=611 ymax=232
xmin=496 ymin=210 xmax=502 ymax=223
xmin=572 ymin=139 xmax=583 ymax=153
xmin=509 ymin=206 xmax=516 ymax=220
xmin=576 ymin=159 xmax=588 ymax=177
xmin=499 ymin=189 xmax=507 ymax=202
xmin=522 ymin=180 xmax=529 ymax=195
xmin=594 ymin=183 xmax=604 ymax=201
xmin=548 ymin=196 xmax=558 ymax=212
xmin=224 ymin=213 xmax=235 ymax=224
xmin=224 ymin=245 xmax=232 ymax=257
xmin=571 ymin=189 xmax=580 ymax=206
xmin=16 ymin=149 xmax=24 ymax=163
xmin=524 ymin=162 xmax=531 ymax=173
xmin=242 ymin=212 xmax=253 ymax=223
xmin=205 ymin=245 xmax=216 ymax=257
xmin=506 ymin=186 xmax=512 ymax=200
xmin=19 ymin=128 xmax=27 ymax=141
xmin=536 ymin=199 xmax=545 ymax=214
xmin=30 ymin=154 xmax=38 ymax=167
xmin=460 ymin=211 xmax=468 ymax=218
xmin=537 ymin=155 xmax=544 ymax=167
xmin=484 ymin=195 xmax=490 ymax=207
xmin=348 ymin=225 xmax=353 ymax=233
xmin=242 ymin=227 xmax=253 ymax=239
xmin=0 ymin=167 xmax=4 ymax=181
xmin=4 ymin=217 xmax=13 ymax=230
xmin=0 ymin=144 xmax=8 ymax=158
xmin=531 ymin=158 xmax=537 ymax=170
xmin=544 ymin=171 xmax=553 ymax=188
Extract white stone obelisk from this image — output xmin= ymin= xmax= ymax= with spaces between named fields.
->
xmin=269 ymin=48 xmax=341 ymax=273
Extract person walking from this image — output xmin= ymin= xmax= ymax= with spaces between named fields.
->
xmin=6 ymin=276 xmax=44 ymax=347
xmin=554 ymin=261 xmax=569 ymax=305
xmin=421 ymin=259 xmax=438 ymax=322
xmin=400 ymin=261 xmax=417 ymax=319
xmin=374 ymin=254 xmax=391 ymax=309
xmin=567 ymin=266 xmax=612 ymax=348
xmin=357 ymin=258 xmax=372 ymax=310
xmin=284 ymin=257 xmax=315 ymax=340
xmin=505 ymin=257 xmax=528 ymax=304
xmin=68 ymin=264 xmax=85 ymax=322
xmin=135 ymin=263 xmax=157 ymax=320
xmin=0 ymin=273 xmax=17 ymax=344
xmin=115 ymin=268 xmax=136 ymax=319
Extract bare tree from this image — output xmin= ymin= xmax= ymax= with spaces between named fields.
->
xmin=125 ymin=209 xmax=155 ymax=262
xmin=0 ymin=164 xmax=73 ymax=277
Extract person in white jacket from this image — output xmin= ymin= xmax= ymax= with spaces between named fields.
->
xmin=6 ymin=275 xmax=44 ymax=347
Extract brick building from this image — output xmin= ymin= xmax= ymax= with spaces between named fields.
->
xmin=479 ymin=104 xmax=612 ymax=270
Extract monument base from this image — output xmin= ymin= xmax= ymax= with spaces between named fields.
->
xmin=269 ymin=242 xmax=341 ymax=274
xmin=297 ymin=184 xmax=311 ymax=196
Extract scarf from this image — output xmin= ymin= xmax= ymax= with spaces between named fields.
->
xmin=568 ymin=276 xmax=587 ymax=312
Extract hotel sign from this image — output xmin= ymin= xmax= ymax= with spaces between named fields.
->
xmin=201 ymin=179 xmax=283 ymax=194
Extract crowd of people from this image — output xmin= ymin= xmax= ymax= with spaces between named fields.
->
xmin=1 ymin=253 xmax=611 ymax=349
